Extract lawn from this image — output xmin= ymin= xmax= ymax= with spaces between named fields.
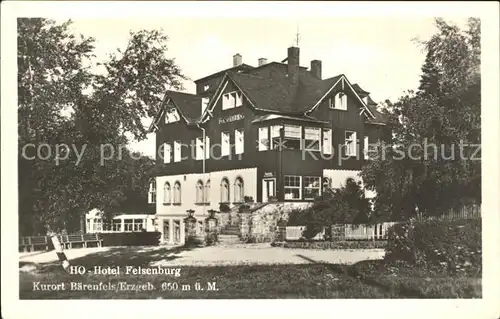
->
xmin=19 ymin=246 xmax=481 ymax=299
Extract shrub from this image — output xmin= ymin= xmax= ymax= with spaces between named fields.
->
xmin=205 ymin=232 xmax=219 ymax=246
xmin=385 ymin=219 xmax=481 ymax=276
xmin=98 ymin=232 xmax=161 ymax=247
xmin=283 ymin=240 xmax=387 ymax=250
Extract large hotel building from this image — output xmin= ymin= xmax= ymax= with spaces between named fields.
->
xmin=148 ymin=46 xmax=388 ymax=244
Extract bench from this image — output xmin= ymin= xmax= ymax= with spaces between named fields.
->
xmin=19 ymin=236 xmax=49 ymax=252
xmin=60 ymin=234 xmax=103 ymax=249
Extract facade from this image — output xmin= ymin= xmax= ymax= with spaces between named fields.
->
xmin=149 ymin=46 xmax=388 ymax=244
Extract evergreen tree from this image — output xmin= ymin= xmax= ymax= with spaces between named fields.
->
xmin=418 ymin=50 xmax=441 ymax=96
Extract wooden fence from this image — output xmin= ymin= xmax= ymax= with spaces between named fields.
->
xmin=416 ymin=204 xmax=481 ymax=221
xmin=285 ymin=222 xmax=400 ymax=241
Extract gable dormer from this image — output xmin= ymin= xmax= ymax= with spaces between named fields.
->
xmin=164 ymin=101 xmax=181 ymax=124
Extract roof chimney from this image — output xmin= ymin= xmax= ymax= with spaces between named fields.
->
xmin=287 ymin=47 xmax=300 ymax=85
xmin=311 ymin=60 xmax=322 ymax=80
xmin=233 ymin=53 xmax=242 ymax=67
xmin=258 ymin=58 xmax=267 ymax=66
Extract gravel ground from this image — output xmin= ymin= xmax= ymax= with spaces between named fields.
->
xmin=19 ymin=244 xmax=385 ymax=267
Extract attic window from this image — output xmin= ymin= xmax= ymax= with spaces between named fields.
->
xmin=165 ymin=107 xmax=180 ymax=123
xmin=329 ymin=92 xmax=347 ymax=110
xmin=204 ymin=84 xmax=210 ymax=91
xmin=362 ymin=96 xmax=369 ymax=104
xmin=222 ymin=91 xmax=242 ymax=110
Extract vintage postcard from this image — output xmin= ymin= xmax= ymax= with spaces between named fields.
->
xmin=1 ymin=1 xmax=499 ymax=319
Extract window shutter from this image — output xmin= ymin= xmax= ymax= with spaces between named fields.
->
xmin=353 ymin=132 xmax=357 ymax=156
xmin=323 ymin=129 xmax=332 ymax=155
xmin=259 ymin=127 xmax=269 ymax=151
xmin=164 ymin=143 xmax=171 ymax=164
xmin=205 ymin=136 xmax=210 ymax=159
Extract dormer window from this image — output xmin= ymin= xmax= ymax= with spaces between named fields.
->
xmin=362 ymin=96 xmax=369 ymax=105
xmin=222 ymin=91 xmax=243 ymax=110
xmin=204 ymin=84 xmax=210 ymax=91
xmin=329 ymin=92 xmax=347 ymax=110
xmin=165 ymin=107 xmax=180 ymax=123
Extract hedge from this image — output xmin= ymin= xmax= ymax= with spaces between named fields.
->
xmin=385 ymin=219 xmax=481 ymax=276
xmin=98 ymin=231 xmax=161 ymax=247
xmin=278 ymin=240 xmax=387 ymax=250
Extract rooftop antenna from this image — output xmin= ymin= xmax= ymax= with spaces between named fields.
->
xmin=295 ymin=24 xmax=301 ymax=47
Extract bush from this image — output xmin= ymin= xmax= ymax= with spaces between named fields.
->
xmin=283 ymin=240 xmax=387 ymax=250
xmin=98 ymin=232 xmax=161 ymax=247
xmin=385 ymin=219 xmax=481 ymax=276
xmin=205 ymin=232 xmax=219 ymax=246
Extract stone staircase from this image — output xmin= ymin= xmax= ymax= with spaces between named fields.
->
xmin=218 ymin=224 xmax=241 ymax=244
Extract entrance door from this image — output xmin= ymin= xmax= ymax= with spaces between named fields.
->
xmin=262 ymin=178 xmax=276 ymax=202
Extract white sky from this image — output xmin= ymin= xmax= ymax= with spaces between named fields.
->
xmin=66 ymin=17 xmax=468 ymax=157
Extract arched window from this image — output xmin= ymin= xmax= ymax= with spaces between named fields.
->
xmin=234 ymin=177 xmax=244 ymax=203
xmin=204 ymin=180 xmax=211 ymax=204
xmin=173 ymin=181 xmax=181 ymax=204
xmin=148 ymin=179 xmax=156 ymax=204
xmin=220 ymin=178 xmax=230 ymax=203
xmin=163 ymin=182 xmax=171 ymax=204
xmin=196 ymin=180 xmax=204 ymax=204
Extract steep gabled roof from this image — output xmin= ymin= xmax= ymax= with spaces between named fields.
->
xmin=165 ymin=90 xmax=202 ymax=121
xmin=194 ymin=63 xmax=254 ymax=83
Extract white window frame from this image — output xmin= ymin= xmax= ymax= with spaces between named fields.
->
xmin=174 ymin=141 xmax=181 ymax=162
xmin=303 ymin=176 xmax=322 ymax=200
xmin=163 ymin=143 xmax=172 ymax=164
xmin=204 ymin=180 xmax=211 ymax=204
xmin=148 ymin=180 xmax=156 ymax=204
xmin=234 ymin=177 xmax=244 ymax=203
xmin=330 ymin=92 xmax=347 ymax=110
xmin=196 ymin=180 xmax=204 ymax=204
xmin=345 ymin=131 xmax=357 ymax=157
xmin=163 ymin=182 xmax=171 ymax=204
xmin=235 ymin=129 xmax=244 ymax=154
xmin=173 ymin=181 xmax=181 ymax=204
xmin=322 ymin=129 xmax=332 ymax=155
xmin=165 ymin=107 xmax=180 ymax=123
xmin=222 ymin=91 xmax=243 ymax=110
xmin=304 ymin=127 xmax=321 ymax=151
xmin=270 ymin=125 xmax=283 ymax=150
xmin=283 ymin=124 xmax=302 ymax=150
xmin=220 ymin=178 xmax=230 ymax=203
xmin=258 ymin=127 xmax=269 ymax=151
xmin=284 ymin=175 xmax=302 ymax=200
xmin=364 ymin=135 xmax=369 ymax=160
xmin=221 ymin=131 xmax=230 ymax=156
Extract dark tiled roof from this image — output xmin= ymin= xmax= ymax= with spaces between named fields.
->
xmin=161 ymin=60 xmax=388 ymax=125
xmin=194 ymin=64 xmax=254 ymax=83
xmin=166 ymin=90 xmax=202 ymax=121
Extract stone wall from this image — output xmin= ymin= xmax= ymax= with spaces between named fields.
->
xmin=240 ymin=202 xmax=312 ymax=243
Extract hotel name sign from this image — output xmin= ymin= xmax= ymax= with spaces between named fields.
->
xmin=219 ymin=113 xmax=244 ymax=124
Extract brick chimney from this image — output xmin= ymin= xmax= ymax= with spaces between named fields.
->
xmin=233 ymin=53 xmax=242 ymax=67
xmin=311 ymin=60 xmax=322 ymax=80
xmin=258 ymin=58 xmax=267 ymax=66
xmin=287 ymin=47 xmax=300 ymax=85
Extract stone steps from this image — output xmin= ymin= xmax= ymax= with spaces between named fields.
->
xmin=218 ymin=234 xmax=241 ymax=244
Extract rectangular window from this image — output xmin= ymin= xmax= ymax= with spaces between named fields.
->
xmin=235 ymin=129 xmax=244 ymax=154
xmin=174 ymin=141 xmax=181 ymax=162
xmin=133 ymin=219 xmax=144 ymax=231
xmin=284 ymin=175 xmax=302 ymax=200
xmin=303 ymin=176 xmax=321 ymax=200
xmin=164 ymin=143 xmax=171 ymax=164
xmin=284 ymin=125 xmax=302 ymax=150
xmin=196 ymin=137 xmax=204 ymax=160
xmin=345 ymin=131 xmax=357 ymax=156
xmin=124 ymin=219 xmax=133 ymax=232
xmin=222 ymin=91 xmax=242 ymax=110
xmin=258 ymin=127 xmax=269 ymax=151
xmin=270 ymin=125 xmax=282 ymax=150
xmin=221 ymin=132 xmax=230 ymax=156
xmin=330 ymin=92 xmax=347 ymax=110
xmin=304 ymin=127 xmax=321 ymax=151
xmin=323 ymin=129 xmax=332 ymax=155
